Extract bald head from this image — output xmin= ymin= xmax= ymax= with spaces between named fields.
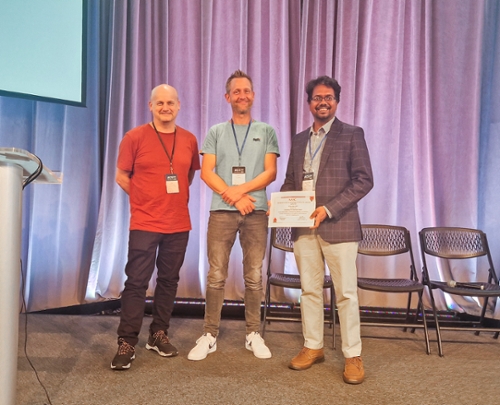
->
xmin=149 ymin=84 xmax=181 ymax=131
xmin=150 ymin=84 xmax=179 ymax=102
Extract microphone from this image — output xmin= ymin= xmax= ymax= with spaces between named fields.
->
xmin=447 ymin=280 xmax=484 ymax=290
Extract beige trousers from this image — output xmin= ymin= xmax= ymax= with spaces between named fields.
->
xmin=294 ymin=231 xmax=361 ymax=358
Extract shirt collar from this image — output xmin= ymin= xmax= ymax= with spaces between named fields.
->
xmin=310 ymin=116 xmax=336 ymax=136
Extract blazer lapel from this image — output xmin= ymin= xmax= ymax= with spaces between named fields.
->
xmin=295 ymin=131 xmax=309 ymax=189
xmin=317 ymin=118 xmax=342 ymax=178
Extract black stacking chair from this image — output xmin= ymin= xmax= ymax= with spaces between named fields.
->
xmin=419 ymin=227 xmax=500 ymax=356
xmin=357 ymin=225 xmax=431 ymax=354
xmin=261 ymin=227 xmax=336 ymax=349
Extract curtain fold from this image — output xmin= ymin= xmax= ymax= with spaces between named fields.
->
xmin=479 ymin=0 xmax=500 ymax=317
xmin=0 ymin=0 xmax=102 ymax=311
xmin=87 ymin=0 xmax=301 ymax=303
xmin=0 ymin=0 xmax=498 ymax=315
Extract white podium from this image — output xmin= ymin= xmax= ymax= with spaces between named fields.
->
xmin=0 ymin=148 xmax=61 ymax=405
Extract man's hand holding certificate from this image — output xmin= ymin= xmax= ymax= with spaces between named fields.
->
xmin=268 ymin=191 xmax=316 ymax=228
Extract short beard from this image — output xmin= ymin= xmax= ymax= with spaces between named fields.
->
xmin=234 ymin=105 xmax=251 ymax=115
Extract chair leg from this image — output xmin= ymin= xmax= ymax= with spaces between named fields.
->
xmin=330 ymin=285 xmax=336 ymax=350
xmin=261 ymin=280 xmax=271 ymax=337
xmin=427 ymin=288 xmax=443 ymax=357
xmin=332 ymin=305 xmax=336 ymax=350
xmin=476 ymin=296 xmax=490 ymax=336
xmin=403 ymin=291 xmax=413 ymax=332
xmin=410 ymin=299 xmax=422 ymax=334
xmin=418 ymin=291 xmax=431 ymax=355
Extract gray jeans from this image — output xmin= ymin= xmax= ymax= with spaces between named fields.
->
xmin=203 ymin=210 xmax=268 ymax=336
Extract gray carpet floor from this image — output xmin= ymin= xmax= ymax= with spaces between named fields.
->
xmin=17 ymin=313 xmax=500 ymax=405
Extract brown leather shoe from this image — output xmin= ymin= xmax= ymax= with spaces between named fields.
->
xmin=288 ymin=347 xmax=324 ymax=370
xmin=343 ymin=356 xmax=365 ymax=384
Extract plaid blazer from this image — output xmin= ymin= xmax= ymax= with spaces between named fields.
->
xmin=281 ymin=118 xmax=373 ymax=244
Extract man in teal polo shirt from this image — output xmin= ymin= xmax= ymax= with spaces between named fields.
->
xmin=188 ymin=70 xmax=280 ymax=361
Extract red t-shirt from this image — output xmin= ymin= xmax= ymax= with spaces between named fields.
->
xmin=117 ymin=123 xmax=200 ymax=233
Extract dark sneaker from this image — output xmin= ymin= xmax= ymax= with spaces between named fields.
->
xmin=111 ymin=338 xmax=135 ymax=370
xmin=146 ymin=330 xmax=178 ymax=357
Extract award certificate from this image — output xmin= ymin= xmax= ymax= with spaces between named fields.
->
xmin=268 ymin=191 xmax=316 ymax=228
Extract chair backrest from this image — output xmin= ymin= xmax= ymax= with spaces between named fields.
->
xmin=271 ymin=227 xmax=293 ymax=252
xmin=419 ymin=226 xmax=498 ymax=284
xmin=358 ymin=225 xmax=412 ymax=256
xmin=358 ymin=225 xmax=418 ymax=281
xmin=358 ymin=224 xmax=419 ymax=288
xmin=419 ymin=227 xmax=488 ymax=259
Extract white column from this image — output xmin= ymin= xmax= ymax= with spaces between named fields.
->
xmin=0 ymin=162 xmax=23 ymax=405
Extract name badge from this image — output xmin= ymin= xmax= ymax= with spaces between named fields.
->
xmin=232 ymin=166 xmax=246 ymax=185
xmin=165 ymin=174 xmax=179 ymax=194
xmin=302 ymin=172 xmax=314 ymax=191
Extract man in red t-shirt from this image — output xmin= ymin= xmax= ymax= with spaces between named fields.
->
xmin=111 ymin=84 xmax=200 ymax=370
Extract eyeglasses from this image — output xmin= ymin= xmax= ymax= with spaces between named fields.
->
xmin=311 ymin=95 xmax=336 ymax=102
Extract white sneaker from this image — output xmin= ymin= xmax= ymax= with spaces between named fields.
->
xmin=187 ymin=333 xmax=217 ymax=361
xmin=245 ymin=332 xmax=272 ymax=359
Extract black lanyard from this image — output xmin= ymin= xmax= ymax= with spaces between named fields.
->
xmin=152 ymin=122 xmax=176 ymax=174
xmin=231 ymin=119 xmax=252 ymax=166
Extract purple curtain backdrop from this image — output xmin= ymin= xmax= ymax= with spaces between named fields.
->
xmin=0 ymin=0 xmax=498 ymax=317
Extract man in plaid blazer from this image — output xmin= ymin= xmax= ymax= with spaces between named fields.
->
xmin=280 ymin=76 xmax=373 ymax=384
